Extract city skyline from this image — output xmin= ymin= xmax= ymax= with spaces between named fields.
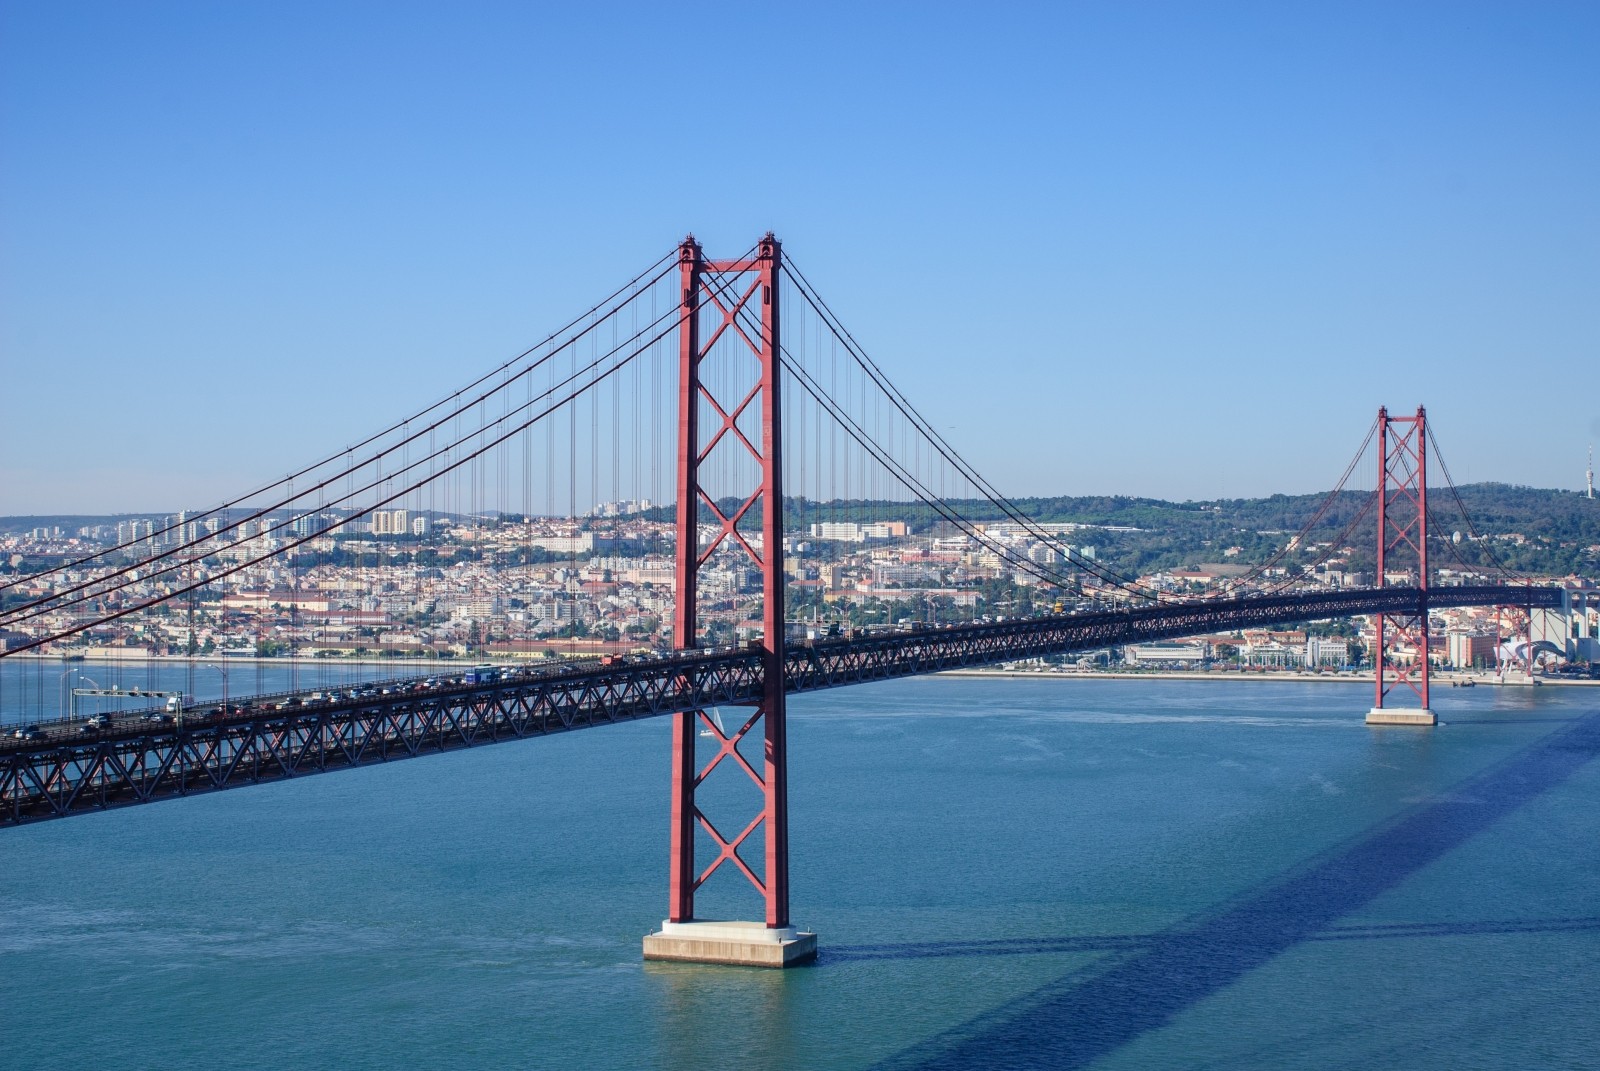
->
xmin=3 ymin=3 xmax=1597 ymax=514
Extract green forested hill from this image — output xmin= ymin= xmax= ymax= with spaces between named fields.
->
xmin=786 ymin=483 xmax=1600 ymax=580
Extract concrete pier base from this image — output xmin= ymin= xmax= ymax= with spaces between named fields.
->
xmin=643 ymin=920 xmax=818 ymax=968
xmin=1366 ymin=707 xmax=1437 ymax=726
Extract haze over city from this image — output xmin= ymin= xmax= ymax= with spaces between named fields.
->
xmin=3 ymin=2 xmax=1597 ymax=515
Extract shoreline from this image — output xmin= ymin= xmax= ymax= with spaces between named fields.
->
xmin=936 ymin=669 xmax=1599 ymax=686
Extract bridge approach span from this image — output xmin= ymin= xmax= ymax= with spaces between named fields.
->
xmin=0 ymin=585 xmax=1561 ymax=827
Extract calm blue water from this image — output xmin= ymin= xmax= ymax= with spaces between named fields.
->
xmin=3 ymin=676 xmax=1597 ymax=1070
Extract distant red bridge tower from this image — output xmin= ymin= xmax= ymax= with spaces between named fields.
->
xmin=1368 ymin=405 xmax=1435 ymax=726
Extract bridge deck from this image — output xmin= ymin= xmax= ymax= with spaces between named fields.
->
xmin=0 ymin=585 xmax=1564 ymax=826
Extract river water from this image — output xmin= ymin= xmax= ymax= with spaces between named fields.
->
xmin=2 ymin=674 xmax=1597 ymax=1070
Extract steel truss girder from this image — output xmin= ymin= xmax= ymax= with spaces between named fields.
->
xmin=0 ymin=585 xmax=1558 ymax=828
xmin=0 ymin=653 xmax=763 ymax=827
xmin=781 ymin=585 xmax=1561 ymax=694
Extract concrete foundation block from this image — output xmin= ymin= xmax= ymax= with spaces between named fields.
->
xmin=642 ymin=920 xmax=818 ymax=968
xmin=1366 ymin=707 xmax=1437 ymax=726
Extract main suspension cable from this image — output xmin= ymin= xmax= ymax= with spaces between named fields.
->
xmin=1 ymin=249 xmax=746 ymax=629
xmin=784 ymin=256 xmax=1384 ymax=604
xmin=0 ymin=247 xmax=681 ymax=593
xmin=2 ymin=248 xmax=765 ymax=653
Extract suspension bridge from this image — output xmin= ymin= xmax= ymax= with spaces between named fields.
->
xmin=0 ymin=235 xmax=1578 ymax=966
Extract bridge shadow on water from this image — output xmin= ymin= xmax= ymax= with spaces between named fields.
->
xmin=828 ymin=916 xmax=1600 ymax=963
xmin=1444 ymin=716 xmax=1583 ymax=725
xmin=862 ymin=708 xmax=1600 ymax=1071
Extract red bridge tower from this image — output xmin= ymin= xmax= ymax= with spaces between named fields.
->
xmin=642 ymin=235 xmax=817 ymax=967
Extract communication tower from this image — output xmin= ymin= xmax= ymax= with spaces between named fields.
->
xmin=1588 ymin=445 xmax=1594 ymax=499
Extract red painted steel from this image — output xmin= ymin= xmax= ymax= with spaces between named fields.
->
xmin=669 ymin=238 xmax=703 ymax=923
xmin=757 ymin=234 xmax=789 ymax=927
xmin=1375 ymin=411 xmax=1387 ymax=710
xmin=668 ymin=234 xmax=790 ymax=928
xmin=1373 ymin=406 xmax=1431 ymax=710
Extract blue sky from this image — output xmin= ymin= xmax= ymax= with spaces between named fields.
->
xmin=2 ymin=1 xmax=1596 ymax=514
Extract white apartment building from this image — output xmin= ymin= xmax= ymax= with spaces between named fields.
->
xmin=371 ymin=509 xmax=410 ymax=535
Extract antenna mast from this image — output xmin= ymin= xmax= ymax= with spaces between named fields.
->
xmin=1588 ymin=445 xmax=1595 ymax=499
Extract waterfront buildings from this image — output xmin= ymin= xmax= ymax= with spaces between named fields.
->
xmin=2 ymin=505 xmax=1594 ymax=673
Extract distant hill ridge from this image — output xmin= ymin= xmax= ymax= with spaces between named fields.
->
xmin=6 ymin=483 xmax=1596 ymax=578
